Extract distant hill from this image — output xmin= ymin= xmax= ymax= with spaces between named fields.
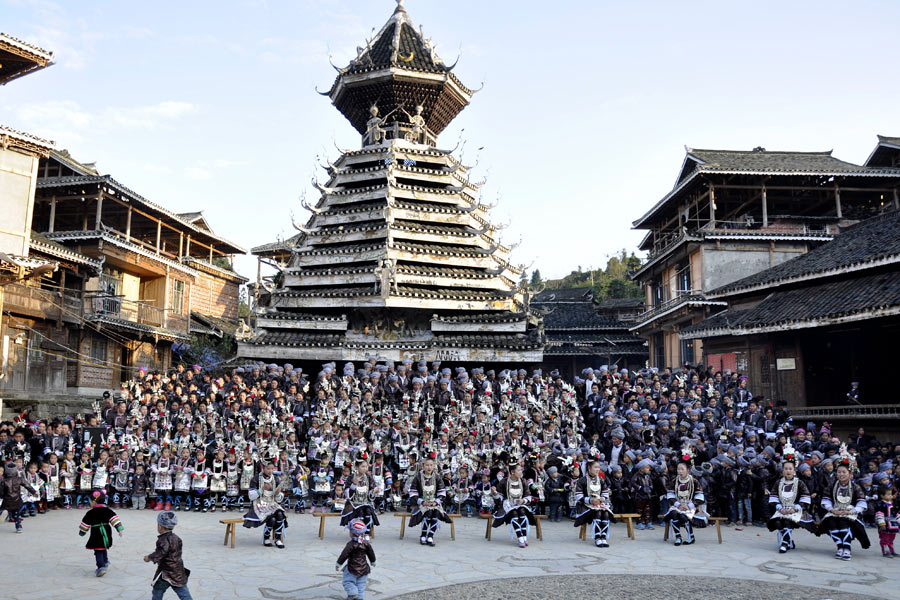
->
xmin=526 ymin=249 xmax=644 ymax=301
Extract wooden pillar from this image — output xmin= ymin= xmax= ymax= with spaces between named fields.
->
xmin=893 ymin=188 xmax=899 ymax=210
xmin=48 ymin=196 xmax=56 ymax=233
xmin=94 ymin=191 xmax=104 ymax=229
xmin=125 ymin=207 xmax=132 ymax=241
xmin=255 ymin=256 xmax=261 ymax=308
xmin=163 ymin=266 xmax=170 ymax=329
xmin=834 ymin=182 xmax=842 ymax=219
xmin=57 ymin=269 xmax=66 ymax=327
xmin=178 ymin=233 xmax=183 ymax=258
xmin=708 ymin=183 xmax=716 ymax=228
xmin=209 ymin=244 xmax=213 ymax=263
xmin=186 ymin=235 xmax=191 ymax=257
xmin=156 ymin=220 xmax=161 ymax=253
xmin=761 ymin=184 xmax=768 ymax=228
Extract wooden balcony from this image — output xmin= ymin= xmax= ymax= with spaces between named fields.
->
xmin=2 ymin=283 xmax=80 ymax=324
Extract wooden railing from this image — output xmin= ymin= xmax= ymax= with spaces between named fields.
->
xmin=84 ymin=295 xmax=166 ymax=328
xmin=789 ymin=404 xmax=900 ymax=420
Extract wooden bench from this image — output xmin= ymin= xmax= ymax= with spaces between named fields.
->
xmin=663 ymin=516 xmax=726 ymax=544
xmin=484 ymin=513 xmax=545 ymax=541
xmin=394 ymin=512 xmax=458 ymax=541
xmin=317 ymin=512 xmax=376 ymax=540
xmin=578 ymin=513 xmax=641 ymax=541
xmin=220 ymin=518 xmax=244 ymax=548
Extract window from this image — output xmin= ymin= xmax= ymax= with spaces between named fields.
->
xmin=681 ymin=339 xmax=695 ymax=366
xmin=99 ymin=270 xmax=122 ymax=314
xmin=91 ymin=336 xmax=107 ymax=362
xmin=676 ymin=259 xmax=691 ymax=295
xmin=653 ymin=333 xmax=665 ymax=369
xmin=172 ymin=280 xmax=185 ymax=315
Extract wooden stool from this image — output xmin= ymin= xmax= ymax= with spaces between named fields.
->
xmin=485 ymin=514 xmax=543 ymax=541
xmin=663 ymin=517 xmax=725 ymax=544
xmin=534 ymin=514 xmax=546 ymax=541
xmin=395 ymin=512 xmax=458 ymax=541
xmin=578 ymin=513 xmax=640 ymax=540
xmin=317 ymin=512 xmax=342 ymax=540
xmin=219 ymin=518 xmax=243 ymax=548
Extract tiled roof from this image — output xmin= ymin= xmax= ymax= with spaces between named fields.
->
xmin=544 ymin=343 xmax=648 ymax=356
xmin=85 ymin=314 xmax=188 ymax=342
xmin=434 ymin=334 xmax=541 ymax=350
xmin=190 ymin=313 xmax=240 ymax=337
xmin=37 ymin=175 xmax=246 ymax=253
xmin=633 ymin=145 xmax=900 ymax=228
xmin=533 ymin=302 xmax=622 ymax=330
xmin=547 ymin=333 xmax=643 ymax=344
xmin=682 ymin=270 xmax=900 ymax=338
xmin=343 ymin=5 xmax=448 ymax=76
xmin=244 ymin=332 xmax=345 ymax=347
xmin=432 ymin=312 xmax=525 ymax=324
xmin=595 ymin=298 xmax=644 ymax=310
xmin=258 ymin=312 xmax=346 ymax=321
xmin=709 ymin=209 xmax=900 ymax=297
xmin=28 ymin=230 xmax=103 ymax=270
xmin=685 ymin=148 xmax=900 ymax=177
xmin=534 ymin=287 xmax=593 ymax=302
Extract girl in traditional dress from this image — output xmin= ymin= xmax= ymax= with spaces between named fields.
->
xmin=663 ymin=448 xmax=708 ymax=546
xmin=208 ymin=449 xmax=227 ymax=513
xmin=817 ymin=444 xmax=870 ymax=560
xmin=408 ymin=457 xmax=452 ymax=546
xmin=152 ymin=447 xmax=174 ymax=511
xmin=491 ymin=463 xmax=536 ymax=548
xmin=573 ymin=460 xmax=614 ymax=547
xmin=340 ymin=459 xmax=380 ymax=533
xmin=767 ymin=441 xmax=815 ymax=553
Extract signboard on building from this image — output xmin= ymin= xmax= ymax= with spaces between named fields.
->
xmin=776 ymin=358 xmax=796 ymax=371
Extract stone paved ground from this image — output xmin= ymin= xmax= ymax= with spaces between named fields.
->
xmin=0 ymin=509 xmax=895 ymax=599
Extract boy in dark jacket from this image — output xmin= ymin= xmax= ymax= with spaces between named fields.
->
xmin=1 ymin=461 xmax=37 ymax=533
xmin=78 ymin=492 xmax=124 ymax=576
xmin=144 ymin=511 xmax=193 ymax=600
xmin=630 ymin=459 xmax=655 ymax=530
xmin=543 ymin=466 xmax=568 ymax=522
xmin=336 ymin=518 xmax=376 ymax=600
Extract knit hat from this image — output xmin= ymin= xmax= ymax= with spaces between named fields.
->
xmin=157 ymin=511 xmax=178 ymax=530
xmin=3 ymin=462 xmax=16 ymax=478
xmin=349 ymin=519 xmax=367 ymax=535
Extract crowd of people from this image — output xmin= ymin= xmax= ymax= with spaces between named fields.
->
xmin=1 ymin=360 xmax=898 ymax=562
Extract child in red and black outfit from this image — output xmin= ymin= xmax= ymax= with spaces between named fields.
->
xmin=79 ymin=492 xmax=124 ymax=577
xmin=875 ymin=486 xmax=899 ymax=557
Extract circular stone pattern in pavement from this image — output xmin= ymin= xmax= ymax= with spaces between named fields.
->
xmin=386 ymin=574 xmax=883 ymax=600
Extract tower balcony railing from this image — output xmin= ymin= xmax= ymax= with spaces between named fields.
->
xmin=362 ymin=121 xmax=437 ymax=148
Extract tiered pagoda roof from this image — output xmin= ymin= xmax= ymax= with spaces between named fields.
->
xmin=240 ymin=2 xmax=542 ymax=364
xmin=533 ymin=288 xmax=647 ymax=359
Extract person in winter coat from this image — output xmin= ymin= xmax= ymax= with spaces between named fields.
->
xmin=336 ymin=518 xmax=376 ymax=600
xmin=1 ymin=461 xmax=37 ymax=533
xmin=543 ymin=466 xmax=568 ymax=522
xmin=144 ymin=511 xmax=193 ymax=600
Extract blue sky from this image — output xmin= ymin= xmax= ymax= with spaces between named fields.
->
xmin=3 ymin=0 xmax=899 ymax=281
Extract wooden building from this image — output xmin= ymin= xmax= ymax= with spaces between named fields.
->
xmin=532 ymin=289 xmax=646 ymax=379
xmin=239 ymin=3 xmax=543 ymax=366
xmin=9 ymin=150 xmax=249 ymax=395
xmin=680 ymin=207 xmax=900 ymax=411
xmin=629 ymin=143 xmax=900 ymax=369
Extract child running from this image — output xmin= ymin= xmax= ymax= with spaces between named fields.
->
xmin=78 ymin=491 xmax=124 ymax=576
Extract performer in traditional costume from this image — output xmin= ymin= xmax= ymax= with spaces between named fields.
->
xmin=818 ymin=444 xmax=870 ymax=560
xmin=172 ymin=449 xmax=192 ymax=511
xmin=491 ymin=463 xmax=536 ymax=548
xmin=238 ymin=451 xmax=257 ymax=511
xmin=242 ymin=461 xmax=288 ymax=548
xmin=408 ymin=457 xmax=452 ymax=546
xmin=110 ymin=450 xmax=132 ymax=508
xmin=573 ymin=460 xmax=614 ymax=547
xmin=208 ymin=449 xmax=227 ymax=513
xmin=223 ymin=450 xmax=241 ymax=512
xmin=663 ymin=447 xmax=708 ymax=546
xmin=767 ymin=441 xmax=814 ymax=553
xmin=152 ymin=448 xmax=174 ymax=511
xmin=341 ymin=459 xmax=380 ymax=532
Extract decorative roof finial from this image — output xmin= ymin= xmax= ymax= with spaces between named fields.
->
xmin=395 ymin=0 xmax=406 ymax=12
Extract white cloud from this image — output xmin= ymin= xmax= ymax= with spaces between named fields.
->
xmin=184 ymin=167 xmax=212 ymax=181
xmin=14 ymin=99 xmax=197 ymax=138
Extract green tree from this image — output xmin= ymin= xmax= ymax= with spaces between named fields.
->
xmin=530 ymin=269 xmax=542 ymax=287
